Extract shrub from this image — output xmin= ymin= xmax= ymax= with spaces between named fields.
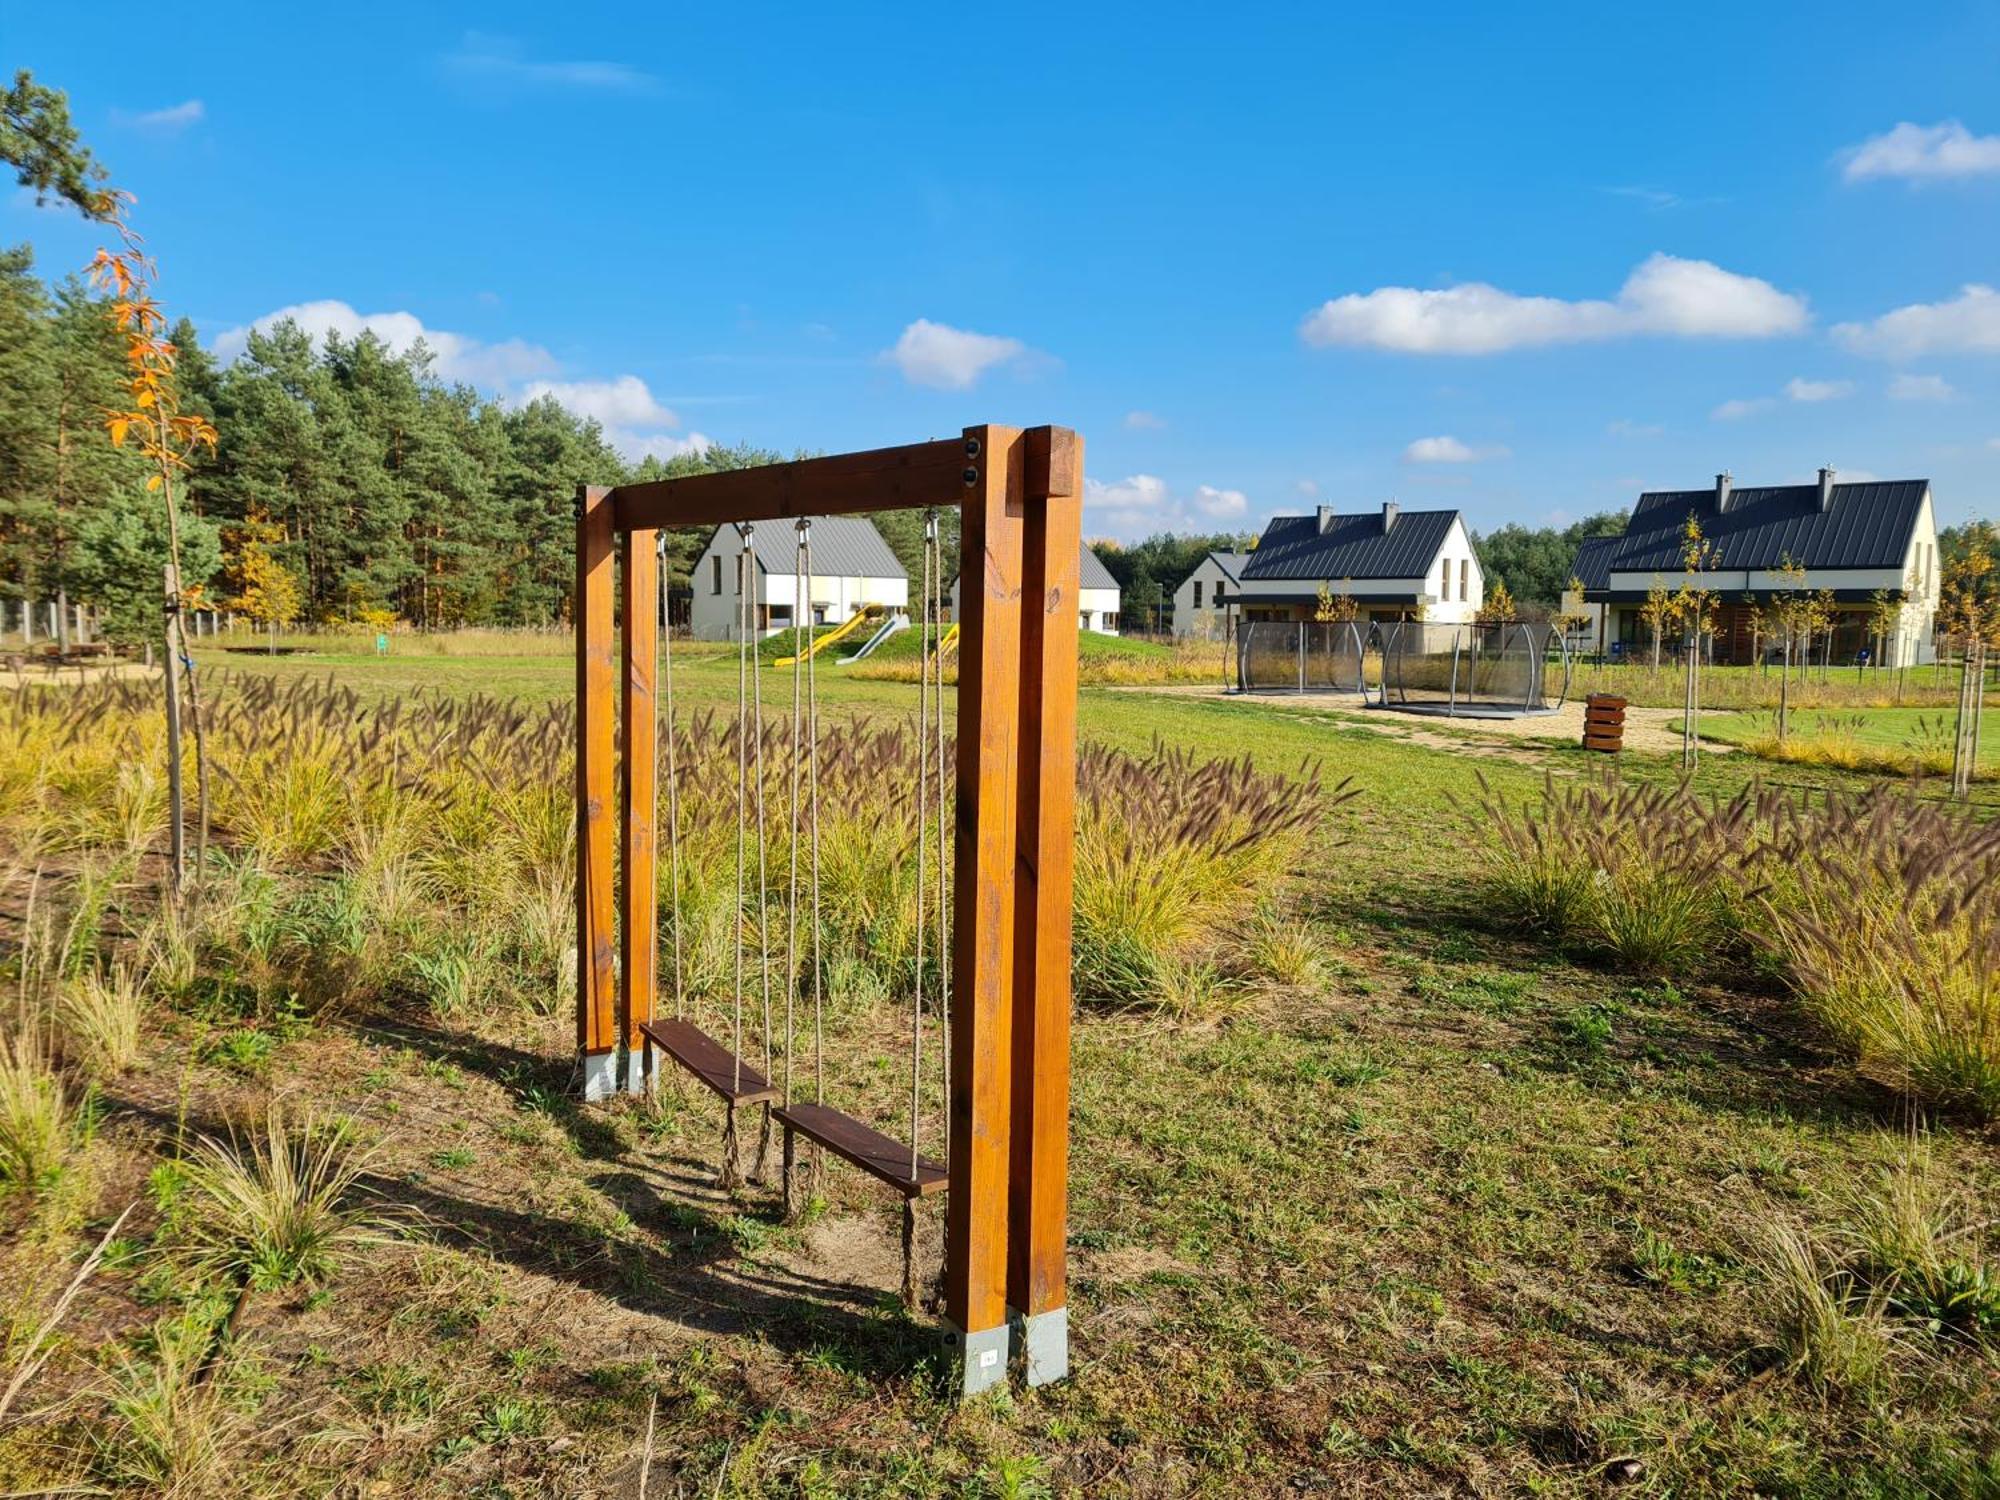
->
xmin=1841 ymin=1140 xmax=2000 ymax=1341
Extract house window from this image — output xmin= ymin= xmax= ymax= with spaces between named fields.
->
xmin=1101 ymin=613 xmax=1119 ymax=632
xmin=711 ymin=554 xmax=722 ymax=594
xmin=1215 ymin=582 xmax=1226 ymax=604
xmin=1193 ymin=580 xmax=1204 ymax=609
xmin=1459 ymin=559 xmax=1469 ymax=601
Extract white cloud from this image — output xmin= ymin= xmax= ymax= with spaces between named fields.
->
xmin=1084 ymin=474 xmax=1251 ymax=540
xmin=1192 ymin=484 xmax=1248 ymax=519
xmin=1887 ymin=372 xmax=1956 ymax=402
xmin=212 ymin=300 xmax=557 ymax=386
xmin=1988 ymin=438 xmax=2000 ymax=451
xmin=1711 ymin=397 xmax=1776 ymax=421
xmin=210 ymin=300 xmax=704 ymax=463
xmin=118 ymin=100 xmax=204 ymax=132
xmin=516 ymin=376 xmax=711 ymax=462
xmin=517 ymin=375 xmax=677 ymax=429
xmin=1124 ymin=409 xmax=1166 ymax=430
xmin=1402 ymin=435 xmax=1509 ymax=463
xmin=884 ymin=319 xmax=1028 ymax=389
xmin=444 ymin=31 xmax=655 ymax=92
xmin=1300 ymin=253 xmax=1808 ymax=355
xmin=1607 ymin=418 xmax=1663 ymax=437
xmin=1713 ymin=377 xmax=1857 ymax=421
xmin=1784 ymin=377 xmax=1854 ymax=403
xmin=1835 ymin=286 xmax=2000 ymax=358
xmin=1294 ymin=479 xmax=1320 ymax=497
xmin=1842 ymin=121 xmax=2000 ymax=182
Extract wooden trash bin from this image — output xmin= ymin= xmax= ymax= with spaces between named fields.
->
xmin=1583 ymin=693 xmax=1626 ymax=753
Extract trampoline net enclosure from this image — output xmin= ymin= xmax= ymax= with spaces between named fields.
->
xmin=1233 ymin=618 xmax=1572 ymax=716
xmin=1375 ymin=619 xmax=1570 ymax=716
xmin=1236 ymin=620 xmax=1367 ymax=693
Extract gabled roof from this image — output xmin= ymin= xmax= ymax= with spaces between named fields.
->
xmin=1240 ymin=509 xmax=1459 ymax=582
xmin=1201 ymin=550 xmax=1250 ymax=583
xmin=708 ymin=515 xmax=905 ymax=579
xmin=1570 ymin=535 xmax=1621 ymax=591
xmin=1602 ymin=480 xmax=1929 ymax=576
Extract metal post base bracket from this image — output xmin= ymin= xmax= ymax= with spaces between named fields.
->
xmin=579 ymin=1049 xmax=651 ymax=1102
xmin=944 ymin=1320 xmax=1011 ymax=1398
xmin=1012 ymin=1305 xmax=1069 ymax=1388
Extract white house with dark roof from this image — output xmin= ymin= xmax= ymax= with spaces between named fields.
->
xmin=948 ymin=546 xmax=1123 ymax=635
xmin=1172 ymin=550 xmax=1249 ymax=639
xmin=1571 ymin=470 xmax=1939 ymax=666
xmin=690 ymin=515 xmax=908 ymax=642
xmin=1232 ymin=504 xmax=1482 ymax=624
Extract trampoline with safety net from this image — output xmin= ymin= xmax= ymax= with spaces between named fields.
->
xmin=1370 ymin=619 xmax=1572 ymax=717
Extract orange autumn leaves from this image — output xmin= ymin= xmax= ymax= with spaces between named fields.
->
xmin=86 ymin=238 xmax=216 ymax=503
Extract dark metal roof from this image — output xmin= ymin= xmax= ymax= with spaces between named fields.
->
xmin=1241 ymin=509 xmax=1460 ymax=582
xmin=1599 ymin=480 xmax=1929 ymax=577
xmin=711 ymin=516 xmax=905 ymax=580
xmin=1570 ymin=535 xmax=1620 ymax=591
xmin=1079 ymin=546 xmax=1120 ymax=591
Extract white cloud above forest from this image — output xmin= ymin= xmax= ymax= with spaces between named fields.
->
xmin=1084 ymin=474 xmax=1250 ymax=540
xmin=209 ymin=300 xmax=704 ymax=462
xmin=1402 ymin=435 xmax=1509 ymax=463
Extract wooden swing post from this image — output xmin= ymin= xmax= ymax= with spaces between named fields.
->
xmin=572 ymin=427 xmax=1081 ymax=1396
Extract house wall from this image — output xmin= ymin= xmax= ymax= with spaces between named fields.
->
xmin=1427 ymin=517 xmax=1484 ymax=624
xmin=689 ymin=538 xmax=907 ymax=641
xmin=1080 ymin=585 xmax=1121 ymax=635
xmin=1172 ymin=558 xmax=1236 ymax=639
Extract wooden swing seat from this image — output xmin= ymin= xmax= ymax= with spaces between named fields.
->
xmin=637 ymin=1018 xmax=778 ymax=1106
xmin=775 ymin=1101 xmax=948 ymax=1198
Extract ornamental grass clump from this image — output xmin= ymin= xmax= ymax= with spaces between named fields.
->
xmin=1473 ymin=773 xmax=1769 ymax=976
xmin=1071 ymin=740 xmax=1349 ymax=1008
xmin=1759 ymin=790 xmax=2000 ymax=1118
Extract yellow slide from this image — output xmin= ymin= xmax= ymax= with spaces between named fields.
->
xmin=935 ymin=623 xmax=960 ymax=657
xmin=773 ymin=607 xmax=874 ymax=667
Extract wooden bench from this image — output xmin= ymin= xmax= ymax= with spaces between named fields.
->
xmin=636 ymin=1018 xmax=776 ymax=1105
xmin=774 ymin=1101 xmax=947 ymax=1198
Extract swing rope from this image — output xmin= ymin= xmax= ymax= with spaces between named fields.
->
xmin=750 ymin=537 xmax=775 ymax=1186
xmin=661 ymin=539 xmax=684 ymax=1024
xmin=721 ymin=529 xmax=753 ymax=1189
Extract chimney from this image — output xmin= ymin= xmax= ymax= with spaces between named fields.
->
xmin=1382 ymin=501 xmax=1400 ymax=534
xmin=1818 ymin=466 xmax=1836 ymax=511
xmin=1317 ymin=503 xmax=1334 ymax=535
xmin=1715 ymin=471 xmax=1732 ymax=511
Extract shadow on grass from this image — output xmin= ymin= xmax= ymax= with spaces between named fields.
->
xmin=99 ymin=1038 xmax=956 ymax=1393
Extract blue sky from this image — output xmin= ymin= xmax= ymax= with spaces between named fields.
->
xmin=10 ymin=2 xmax=2000 ymax=540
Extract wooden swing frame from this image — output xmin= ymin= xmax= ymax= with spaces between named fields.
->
xmin=574 ymin=424 xmax=1082 ymax=1392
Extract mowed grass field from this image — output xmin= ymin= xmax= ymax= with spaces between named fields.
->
xmin=5 ymin=643 xmax=1996 ymax=1497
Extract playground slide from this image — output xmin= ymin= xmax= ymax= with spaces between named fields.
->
xmin=935 ymin=623 xmax=960 ymax=657
xmin=773 ymin=609 xmax=872 ymax=667
xmin=840 ymin=612 xmax=908 ymax=662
